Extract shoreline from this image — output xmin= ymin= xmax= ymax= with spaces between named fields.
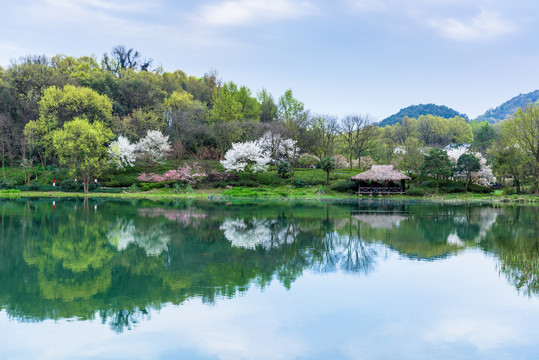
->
xmin=1 ymin=190 xmax=538 ymax=205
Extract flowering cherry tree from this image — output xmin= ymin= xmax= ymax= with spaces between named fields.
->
xmin=108 ymin=136 xmax=136 ymax=169
xmin=137 ymin=163 xmax=206 ymax=184
xmin=221 ymin=141 xmax=270 ymax=178
xmin=136 ymin=130 xmax=171 ymax=164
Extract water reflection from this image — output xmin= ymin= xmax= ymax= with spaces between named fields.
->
xmin=0 ymin=199 xmax=538 ymax=333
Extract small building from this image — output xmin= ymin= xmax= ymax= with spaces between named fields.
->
xmin=350 ymin=165 xmax=411 ymax=195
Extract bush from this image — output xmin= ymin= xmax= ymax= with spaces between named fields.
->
xmin=468 ymin=183 xmax=494 ymax=194
xmin=103 ymin=174 xmax=138 ymax=187
xmin=294 ymin=170 xmax=326 ymax=185
xmin=330 ymin=181 xmax=356 ymax=193
xmin=440 ymin=181 xmax=466 ymax=193
xmin=140 ymin=184 xmax=151 ymax=191
xmin=254 ymin=171 xmax=285 ymax=186
xmin=406 ymin=188 xmax=427 ymax=197
xmin=293 ymin=179 xmax=306 ymax=188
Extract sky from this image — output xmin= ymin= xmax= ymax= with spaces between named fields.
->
xmin=1 ymin=0 xmax=539 ymax=121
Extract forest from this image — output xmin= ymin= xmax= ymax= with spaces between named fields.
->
xmin=0 ymin=45 xmax=537 ymax=196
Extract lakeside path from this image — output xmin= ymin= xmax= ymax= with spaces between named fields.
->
xmin=1 ymin=190 xmax=539 ymax=205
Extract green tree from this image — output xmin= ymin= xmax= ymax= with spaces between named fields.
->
xmin=457 ymin=153 xmax=481 ymax=189
xmin=52 ymin=118 xmax=113 ymax=193
xmin=502 ymin=103 xmax=539 ymax=194
xmin=489 ymin=130 xmax=528 ymax=193
xmin=24 ymin=85 xmax=113 ymax=171
xmin=473 ymin=123 xmax=496 ymax=154
xmin=208 ymin=83 xmax=242 ymax=122
xmin=399 ymin=138 xmax=424 ymax=185
xmin=421 ymin=148 xmax=454 ymax=191
xmin=235 ymin=85 xmax=260 ymax=121
xmin=278 ymin=89 xmax=307 ymax=182
xmin=277 ymin=160 xmax=290 ymax=178
xmin=38 ymin=85 xmax=113 ymax=126
xmin=258 ymin=89 xmax=278 ymax=122
xmin=320 ymin=157 xmax=335 ymax=185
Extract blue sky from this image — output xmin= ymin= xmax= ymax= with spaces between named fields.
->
xmin=1 ymin=0 xmax=539 ymax=120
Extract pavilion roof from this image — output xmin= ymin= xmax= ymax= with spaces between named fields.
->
xmin=350 ymin=165 xmax=411 ymax=182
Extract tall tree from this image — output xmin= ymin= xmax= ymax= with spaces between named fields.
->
xmin=258 ymin=89 xmax=278 ymax=122
xmin=52 ymin=118 xmax=113 ymax=193
xmin=278 ymin=89 xmax=307 ymax=182
xmin=421 ymin=148 xmax=454 ymax=191
xmin=502 ymin=103 xmax=539 ymax=194
xmin=102 ymin=45 xmax=153 ymax=76
xmin=457 ymin=153 xmax=481 ymax=189
xmin=348 ymin=114 xmax=377 ymax=170
xmin=310 ymin=114 xmax=339 ymax=159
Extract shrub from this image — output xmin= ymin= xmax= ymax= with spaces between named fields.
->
xmin=254 ymin=171 xmax=285 ymax=186
xmin=298 ymin=153 xmax=320 ymax=168
xmin=330 ymin=181 xmax=356 ymax=193
xmin=293 ymin=179 xmax=306 ymax=188
xmin=406 ymin=188 xmax=427 ymax=197
xmin=468 ymin=183 xmax=494 ymax=194
xmin=294 ymin=170 xmax=326 ymax=185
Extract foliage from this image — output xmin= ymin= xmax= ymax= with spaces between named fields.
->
xmin=277 ymin=161 xmax=290 ymax=178
xmin=298 ymin=153 xmax=320 ymax=168
xmin=320 ymin=157 xmax=336 ymax=185
xmin=52 ymin=118 xmax=114 ymax=193
xmin=405 ymin=188 xmax=427 ymax=196
xmin=501 ymin=102 xmax=539 ymax=194
xmin=457 ymin=153 xmax=481 ymax=186
xmin=420 ymin=148 xmax=454 ymax=190
xmin=329 ymin=181 xmax=356 ymax=193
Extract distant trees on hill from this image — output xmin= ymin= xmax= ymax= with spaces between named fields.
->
xmin=379 ymin=104 xmax=468 ymax=127
xmin=475 ymin=90 xmax=539 ymax=124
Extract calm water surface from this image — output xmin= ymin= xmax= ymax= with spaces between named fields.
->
xmin=1 ymin=199 xmax=539 ymax=359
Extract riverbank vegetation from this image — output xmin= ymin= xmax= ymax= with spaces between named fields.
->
xmin=1 ymin=46 xmax=539 ymax=197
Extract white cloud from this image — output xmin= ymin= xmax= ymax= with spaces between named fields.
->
xmin=196 ymin=0 xmax=317 ymax=27
xmin=428 ymin=10 xmax=515 ymax=41
xmin=344 ymin=0 xmax=388 ymax=13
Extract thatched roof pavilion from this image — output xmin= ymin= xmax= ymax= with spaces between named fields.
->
xmin=351 ymin=165 xmax=410 ymax=195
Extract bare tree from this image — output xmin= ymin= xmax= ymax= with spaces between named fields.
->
xmin=309 ymin=114 xmax=339 ymax=159
xmin=102 ymin=45 xmax=153 ymax=75
xmin=341 ymin=114 xmax=378 ymax=169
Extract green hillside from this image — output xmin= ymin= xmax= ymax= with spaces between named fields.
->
xmin=379 ymin=104 xmax=468 ymax=127
xmin=475 ymin=90 xmax=539 ymax=123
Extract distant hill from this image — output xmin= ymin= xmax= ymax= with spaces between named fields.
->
xmin=379 ymin=104 xmax=468 ymax=127
xmin=475 ymin=90 xmax=539 ymax=123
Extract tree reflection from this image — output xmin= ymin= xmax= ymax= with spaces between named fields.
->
xmin=0 ymin=199 xmax=538 ymax=332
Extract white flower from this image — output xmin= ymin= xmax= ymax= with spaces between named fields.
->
xmin=108 ymin=136 xmax=136 ymax=169
xmin=221 ymin=141 xmax=270 ymax=173
xmin=136 ymin=130 xmax=171 ymax=163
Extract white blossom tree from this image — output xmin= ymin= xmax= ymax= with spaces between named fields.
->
xmin=221 ymin=141 xmax=270 ymax=179
xmin=136 ymin=130 xmax=171 ymax=164
xmin=108 ymin=136 xmax=136 ymax=169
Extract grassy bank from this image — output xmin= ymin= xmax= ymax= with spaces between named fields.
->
xmin=2 ymin=187 xmax=539 ymax=204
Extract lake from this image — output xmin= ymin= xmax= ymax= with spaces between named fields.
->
xmin=1 ymin=198 xmax=539 ymax=360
